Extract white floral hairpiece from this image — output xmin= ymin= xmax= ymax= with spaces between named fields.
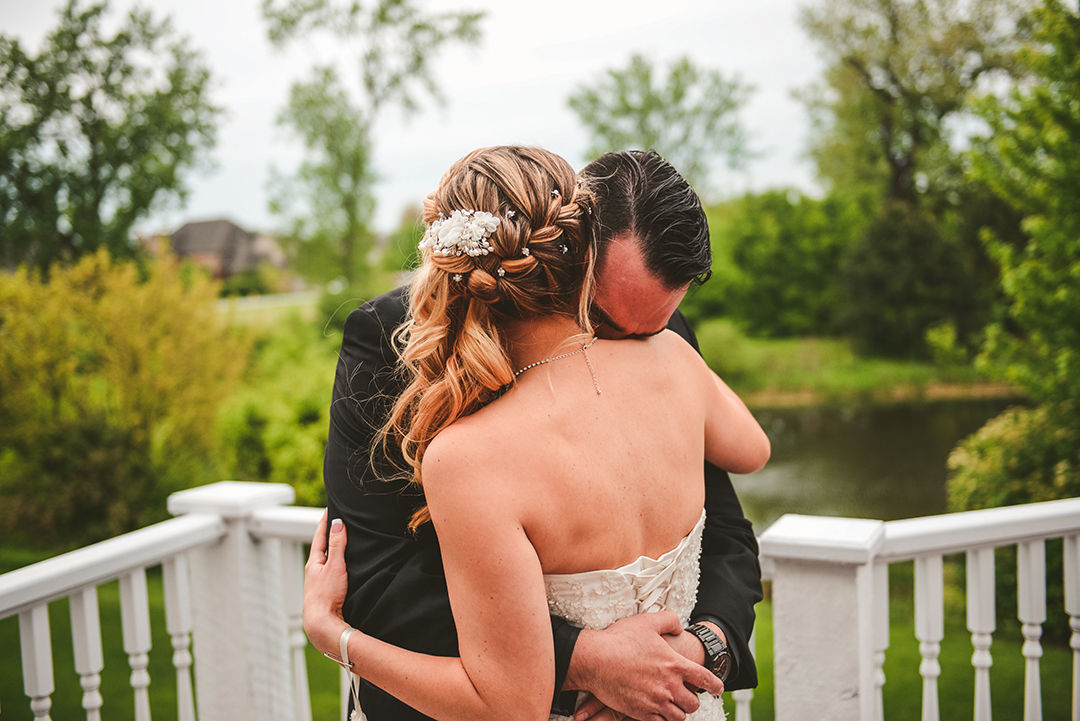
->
xmin=418 ymin=209 xmax=500 ymax=257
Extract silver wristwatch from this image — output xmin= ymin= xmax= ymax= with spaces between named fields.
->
xmin=685 ymin=622 xmax=733 ymax=682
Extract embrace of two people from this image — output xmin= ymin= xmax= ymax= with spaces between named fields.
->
xmin=302 ymin=146 xmax=771 ymax=721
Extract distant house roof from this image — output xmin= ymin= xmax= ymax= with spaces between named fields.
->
xmin=170 ymin=219 xmax=284 ymax=278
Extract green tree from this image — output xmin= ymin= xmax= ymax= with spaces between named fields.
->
xmin=0 ymin=0 xmax=220 ymax=271
xmin=841 ymin=201 xmax=978 ymax=357
xmin=799 ymin=0 xmax=1032 ymax=356
xmin=800 ymin=0 xmax=1029 ymax=205
xmin=262 ymin=0 xmax=484 ymax=283
xmin=725 ymin=190 xmax=868 ymax=337
xmin=970 ymin=0 xmax=1080 ymax=424
xmin=268 ymin=68 xmax=375 ymax=283
xmin=947 ymin=0 xmax=1080 ymax=643
xmin=568 ymin=54 xmax=751 ymax=189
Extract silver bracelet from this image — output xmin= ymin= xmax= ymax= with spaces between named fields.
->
xmin=323 ymin=626 xmax=357 ymax=669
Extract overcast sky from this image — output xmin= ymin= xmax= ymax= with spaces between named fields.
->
xmin=1 ymin=0 xmax=826 ymax=236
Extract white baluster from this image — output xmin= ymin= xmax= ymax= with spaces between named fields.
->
xmin=70 ymin=586 xmax=105 ymax=721
xmin=731 ymin=626 xmax=755 ymax=721
xmin=915 ymin=555 xmax=944 ymax=721
xmin=967 ymin=547 xmax=995 ymax=721
xmin=163 ymin=556 xmax=196 ymax=721
xmin=281 ymin=539 xmax=313 ymax=721
xmin=120 ymin=568 xmax=154 ymax=721
xmin=1018 ymin=540 xmax=1046 ymax=721
xmin=1064 ymin=534 xmax=1080 ymax=721
xmin=19 ymin=603 xmax=54 ymax=720
xmin=873 ymin=560 xmax=889 ymax=721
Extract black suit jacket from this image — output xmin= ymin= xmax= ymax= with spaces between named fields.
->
xmin=324 ymin=286 xmax=762 ymax=720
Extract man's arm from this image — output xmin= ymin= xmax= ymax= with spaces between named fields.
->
xmin=666 ymin=309 xmax=763 ymax=690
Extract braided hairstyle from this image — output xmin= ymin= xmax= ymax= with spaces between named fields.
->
xmin=384 ymin=146 xmax=596 ymax=529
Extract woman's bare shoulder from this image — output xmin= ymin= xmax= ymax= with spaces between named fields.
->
xmin=422 ymin=413 xmax=514 ymax=495
xmin=633 ymin=329 xmax=713 ymax=379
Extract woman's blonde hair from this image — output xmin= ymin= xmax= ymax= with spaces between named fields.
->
xmin=383 ymin=146 xmax=596 ymax=530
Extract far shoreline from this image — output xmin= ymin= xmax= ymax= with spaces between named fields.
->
xmin=741 ymin=381 xmax=1025 ymax=410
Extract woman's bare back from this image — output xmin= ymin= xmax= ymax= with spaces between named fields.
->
xmin=430 ymin=330 xmax=740 ymax=575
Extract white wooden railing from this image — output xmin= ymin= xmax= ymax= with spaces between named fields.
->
xmin=0 ymin=512 xmax=227 ymax=720
xmin=759 ymin=497 xmax=1080 ymax=721
xmin=1 ymin=481 xmax=1078 ymax=721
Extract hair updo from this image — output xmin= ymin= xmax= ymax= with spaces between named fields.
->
xmin=384 ymin=146 xmax=596 ymax=529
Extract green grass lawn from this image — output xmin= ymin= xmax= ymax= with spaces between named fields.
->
xmin=3 ymin=557 xmax=1071 ymax=720
xmin=694 ymin=319 xmax=1020 ymax=408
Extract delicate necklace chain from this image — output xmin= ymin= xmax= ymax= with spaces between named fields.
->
xmin=514 ymin=337 xmax=602 ymax=394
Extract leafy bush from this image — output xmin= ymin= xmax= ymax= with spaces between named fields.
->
xmin=381 ymin=206 xmax=423 ymax=274
xmin=217 ymin=314 xmax=341 ymax=506
xmin=317 ymin=271 xmax=402 ymax=336
xmin=948 ymin=406 xmax=1078 ymax=511
xmin=220 ymin=263 xmax=290 ymax=297
xmin=947 ymin=405 xmax=1076 ymax=643
xmin=0 ymin=251 xmax=249 ymax=548
xmin=318 ymin=283 xmax=369 ymax=336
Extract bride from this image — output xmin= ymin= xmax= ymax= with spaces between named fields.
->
xmin=303 ymin=145 xmax=770 ymax=721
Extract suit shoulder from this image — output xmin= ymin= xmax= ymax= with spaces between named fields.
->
xmin=666 ymin=309 xmax=701 ymax=352
xmin=343 ymin=286 xmax=409 ymax=339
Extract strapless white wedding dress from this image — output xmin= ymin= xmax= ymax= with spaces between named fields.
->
xmin=544 ymin=509 xmax=725 ymax=720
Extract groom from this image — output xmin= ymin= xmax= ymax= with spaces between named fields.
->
xmin=323 ymin=149 xmax=762 ymax=721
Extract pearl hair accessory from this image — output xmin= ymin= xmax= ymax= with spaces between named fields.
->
xmin=497 ymin=267 xmax=505 ymax=277
xmin=522 ymin=248 xmax=531 ymax=256
xmin=419 ymin=209 xmax=500 ymax=257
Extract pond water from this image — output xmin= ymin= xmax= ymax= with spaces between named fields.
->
xmin=732 ymin=399 xmax=1021 ymax=533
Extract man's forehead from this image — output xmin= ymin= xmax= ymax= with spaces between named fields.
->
xmin=593 ymin=237 xmax=687 ymax=337
xmin=596 ymin=233 xmax=645 ymax=279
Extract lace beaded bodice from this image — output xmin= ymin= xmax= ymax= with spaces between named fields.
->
xmin=544 ymin=509 xmax=725 ymax=720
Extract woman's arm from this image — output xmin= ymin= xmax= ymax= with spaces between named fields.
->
xmin=700 ymin=363 xmax=771 ymax=475
xmin=305 ymin=447 xmax=556 ymax=721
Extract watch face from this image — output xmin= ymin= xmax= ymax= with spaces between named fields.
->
xmin=715 ymin=653 xmax=732 ymax=682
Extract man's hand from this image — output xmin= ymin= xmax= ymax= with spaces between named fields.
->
xmin=565 ymin=611 xmax=724 ymax=721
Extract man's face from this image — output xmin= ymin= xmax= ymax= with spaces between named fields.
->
xmin=591 ymin=234 xmax=689 ymax=340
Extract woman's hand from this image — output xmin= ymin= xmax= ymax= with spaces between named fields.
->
xmin=303 ymin=509 xmax=352 ymax=656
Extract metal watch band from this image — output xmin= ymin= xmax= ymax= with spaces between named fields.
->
xmin=685 ymin=622 xmax=733 ymax=682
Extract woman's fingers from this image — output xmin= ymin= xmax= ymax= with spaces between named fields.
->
xmin=326 ymin=515 xmax=347 ymax=571
xmin=307 ymin=509 xmax=329 ymax=567
xmin=303 ymin=510 xmax=350 ymax=654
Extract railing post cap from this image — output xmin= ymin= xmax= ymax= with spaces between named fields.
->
xmin=760 ymin=514 xmax=885 ymax=565
xmin=168 ymin=481 xmax=295 ymax=518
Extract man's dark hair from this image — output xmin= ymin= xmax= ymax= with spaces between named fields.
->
xmin=580 ymin=149 xmax=712 ymax=288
